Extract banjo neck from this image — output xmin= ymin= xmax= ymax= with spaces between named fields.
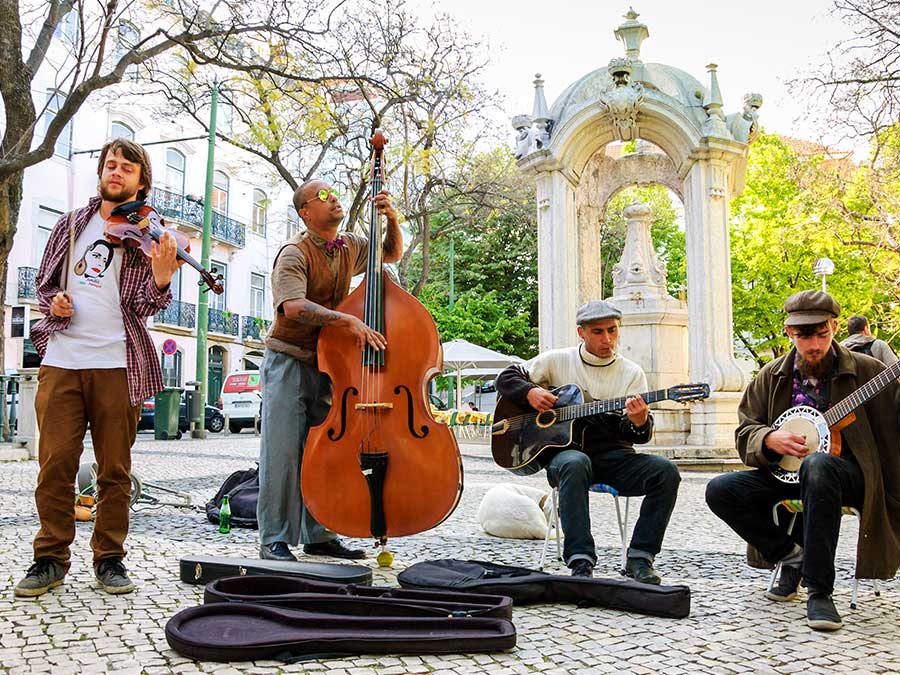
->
xmin=823 ymin=359 xmax=900 ymax=427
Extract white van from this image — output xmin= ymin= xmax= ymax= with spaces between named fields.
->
xmin=219 ymin=370 xmax=262 ymax=433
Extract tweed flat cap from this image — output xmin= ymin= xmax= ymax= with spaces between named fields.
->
xmin=784 ymin=290 xmax=841 ymax=326
xmin=576 ymin=299 xmax=622 ymax=325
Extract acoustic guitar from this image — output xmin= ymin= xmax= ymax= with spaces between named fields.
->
xmin=491 ymin=383 xmax=710 ymax=476
xmin=769 ymin=358 xmax=900 ymax=484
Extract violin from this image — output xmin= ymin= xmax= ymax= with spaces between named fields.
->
xmin=104 ymin=201 xmax=224 ymax=294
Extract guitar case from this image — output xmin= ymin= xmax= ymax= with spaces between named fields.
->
xmin=204 ymin=574 xmax=513 ymax=619
xmin=178 ymin=555 xmax=372 ymax=586
xmin=165 ymin=575 xmax=516 ymax=662
xmin=397 ymin=559 xmax=691 ymax=619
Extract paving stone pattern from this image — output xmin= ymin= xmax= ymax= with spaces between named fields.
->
xmin=0 ymin=433 xmax=897 ymax=674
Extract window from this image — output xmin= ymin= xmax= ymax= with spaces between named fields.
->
xmin=160 ymin=349 xmax=182 ymax=388
xmin=250 ymin=273 xmax=266 ymax=318
xmin=117 ymin=22 xmax=140 ymax=79
xmin=44 ymin=90 xmax=73 ymax=159
xmin=35 ymin=206 xmax=63 ymax=263
xmin=166 ymin=149 xmax=186 ymax=194
xmin=286 ymin=204 xmax=301 ymax=238
xmin=251 ymin=189 xmax=267 ymax=236
xmin=210 ymin=260 xmax=228 ymax=311
xmin=170 ymin=267 xmax=182 ymax=302
xmin=53 ymin=10 xmax=79 ymax=44
xmin=110 ymin=121 xmax=134 ymax=140
xmin=212 ymin=171 xmax=229 ymax=214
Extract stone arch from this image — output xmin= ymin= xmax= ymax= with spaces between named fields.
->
xmin=512 ymin=9 xmax=763 ymax=449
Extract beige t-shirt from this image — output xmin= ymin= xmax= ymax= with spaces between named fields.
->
xmin=266 ymin=230 xmax=368 ymax=361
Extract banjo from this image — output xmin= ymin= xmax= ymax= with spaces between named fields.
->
xmin=769 ymin=358 xmax=900 ymax=483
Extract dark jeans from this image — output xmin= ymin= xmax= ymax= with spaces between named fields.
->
xmin=545 ymin=448 xmax=681 ymax=567
xmin=705 ymin=453 xmax=865 ymax=594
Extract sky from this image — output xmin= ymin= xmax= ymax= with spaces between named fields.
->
xmin=413 ymin=0 xmax=854 ymax=150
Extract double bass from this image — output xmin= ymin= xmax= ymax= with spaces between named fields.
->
xmin=301 ymin=130 xmax=463 ymax=554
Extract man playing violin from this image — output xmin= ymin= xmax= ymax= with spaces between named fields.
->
xmin=257 ymin=179 xmax=401 ymax=562
xmin=15 ymin=139 xmax=180 ymax=597
xmin=495 ymin=300 xmax=681 ymax=583
xmin=706 ymin=290 xmax=900 ymax=631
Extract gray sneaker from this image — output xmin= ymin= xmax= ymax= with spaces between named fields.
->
xmin=14 ymin=558 xmax=66 ymax=597
xmin=94 ymin=558 xmax=135 ymax=595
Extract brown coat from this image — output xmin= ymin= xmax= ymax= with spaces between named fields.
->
xmin=736 ymin=342 xmax=900 ymax=579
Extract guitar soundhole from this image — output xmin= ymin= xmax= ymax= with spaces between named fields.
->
xmin=535 ymin=410 xmax=557 ymax=429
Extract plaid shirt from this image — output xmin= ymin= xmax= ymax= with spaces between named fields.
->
xmin=30 ymin=196 xmax=172 ymax=405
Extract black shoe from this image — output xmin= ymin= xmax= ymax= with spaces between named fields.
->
xmin=303 ymin=538 xmax=366 ymax=560
xmin=570 ymin=560 xmax=594 ymax=577
xmin=766 ymin=564 xmax=802 ymax=602
xmin=260 ymin=542 xmax=297 ymax=562
xmin=14 ymin=558 xmax=66 ymax=598
xmin=807 ymin=592 xmax=843 ymax=631
xmin=94 ymin=558 xmax=135 ymax=595
xmin=624 ymin=556 xmax=661 ymax=585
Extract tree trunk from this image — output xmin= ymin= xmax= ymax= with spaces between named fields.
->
xmin=0 ymin=172 xmax=26 ymax=383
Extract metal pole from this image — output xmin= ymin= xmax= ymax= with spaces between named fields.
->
xmin=193 ymin=81 xmax=218 ymax=439
xmin=448 ymin=237 xmax=455 ymax=311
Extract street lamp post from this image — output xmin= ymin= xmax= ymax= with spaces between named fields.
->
xmin=193 ymin=80 xmax=219 ymax=438
xmin=813 ymin=257 xmax=835 ymax=292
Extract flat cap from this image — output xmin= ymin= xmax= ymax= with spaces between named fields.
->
xmin=784 ymin=290 xmax=841 ymax=326
xmin=576 ymin=299 xmax=622 ymax=325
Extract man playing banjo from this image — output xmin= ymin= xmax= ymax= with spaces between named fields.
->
xmin=706 ymin=290 xmax=900 ymax=631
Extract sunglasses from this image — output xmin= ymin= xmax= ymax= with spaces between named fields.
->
xmin=299 ymin=188 xmax=339 ymax=208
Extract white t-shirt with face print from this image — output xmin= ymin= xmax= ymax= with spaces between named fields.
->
xmin=42 ymin=211 xmax=127 ymax=369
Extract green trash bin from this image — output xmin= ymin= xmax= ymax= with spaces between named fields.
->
xmin=154 ymin=387 xmax=183 ymax=440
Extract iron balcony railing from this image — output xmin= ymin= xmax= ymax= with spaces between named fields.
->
xmin=208 ymin=307 xmax=239 ymax=336
xmin=154 ymin=299 xmax=196 ymax=329
xmin=241 ymin=316 xmax=272 ymax=341
xmin=149 ymin=187 xmax=246 ymax=248
xmin=17 ymin=267 xmax=38 ymax=300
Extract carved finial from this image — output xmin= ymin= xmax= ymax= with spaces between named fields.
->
xmin=702 ymin=64 xmax=730 ymax=138
xmin=615 ymin=7 xmax=650 ymax=60
xmin=532 ymin=73 xmax=550 ymax=122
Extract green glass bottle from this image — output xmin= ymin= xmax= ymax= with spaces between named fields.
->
xmin=218 ymin=494 xmax=231 ymax=534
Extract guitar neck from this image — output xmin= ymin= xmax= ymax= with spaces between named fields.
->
xmin=556 ymin=389 xmax=670 ymax=422
xmin=824 ymin=359 xmax=900 ymax=426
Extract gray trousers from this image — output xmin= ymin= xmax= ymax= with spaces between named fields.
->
xmin=257 ymin=349 xmax=335 ymax=546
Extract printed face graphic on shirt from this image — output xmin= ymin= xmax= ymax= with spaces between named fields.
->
xmin=74 ymin=240 xmax=115 ymax=283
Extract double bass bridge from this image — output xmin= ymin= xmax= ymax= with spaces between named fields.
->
xmin=354 ymin=402 xmax=394 ymax=410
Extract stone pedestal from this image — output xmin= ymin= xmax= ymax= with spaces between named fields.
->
xmin=686 ymin=391 xmax=742 ymax=449
xmin=15 ymin=368 xmax=39 ymax=459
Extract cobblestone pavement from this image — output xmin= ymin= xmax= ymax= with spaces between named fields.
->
xmin=1 ymin=433 xmax=897 ymax=674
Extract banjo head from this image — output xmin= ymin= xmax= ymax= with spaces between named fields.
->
xmin=770 ymin=405 xmax=831 ymax=483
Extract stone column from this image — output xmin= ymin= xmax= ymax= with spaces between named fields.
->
xmin=576 ymin=203 xmax=602 ymax=307
xmin=682 ymin=141 xmax=748 ymax=447
xmin=15 ymin=368 xmax=40 ymax=459
xmin=607 ymin=202 xmax=690 ymax=445
xmin=536 ymin=169 xmax=580 ymax=351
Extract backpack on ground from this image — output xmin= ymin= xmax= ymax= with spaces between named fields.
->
xmin=205 ymin=465 xmax=259 ymax=529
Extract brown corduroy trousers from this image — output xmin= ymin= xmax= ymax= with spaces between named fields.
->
xmin=32 ymin=366 xmax=140 ymax=570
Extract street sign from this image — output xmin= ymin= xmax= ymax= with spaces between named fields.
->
xmin=162 ymin=338 xmax=178 ymax=355
xmin=10 ymin=306 xmax=28 ymax=338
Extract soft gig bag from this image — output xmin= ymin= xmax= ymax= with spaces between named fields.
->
xmin=165 ymin=604 xmax=516 ymax=662
xmin=165 ymin=574 xmax=516 ymax=662
xmin=397 ymin=559 xmax=691 ymax=619
xmin=179 ymin=555 xmax=372 ymax=586
xmin=204 ymin=574 xmax=513 ymax=619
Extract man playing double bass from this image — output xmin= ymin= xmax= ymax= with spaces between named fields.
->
xmin=257 ymin=179 xmax=401 ymax=562
xmin=706 ymin=290 xmax=900 ymax=631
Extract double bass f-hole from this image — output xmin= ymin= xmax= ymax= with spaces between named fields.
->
xmin=327 ymin=386 xmax=359 ymax=442
xmin=394 ymin=385 xmax=429 ymax=439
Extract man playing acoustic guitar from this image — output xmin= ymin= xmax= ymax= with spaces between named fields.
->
xmin=496 ymin=300 xmax=681 ymax=582
xmin=706 ymin=290 xmax=900 ymax=631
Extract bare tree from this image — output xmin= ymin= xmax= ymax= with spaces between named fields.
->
xmin=0 ymin=0 xmax=347 ymax=372
xmin=138 ymin=0 xmax=505 ymax=293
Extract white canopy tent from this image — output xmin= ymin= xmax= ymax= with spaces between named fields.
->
xmin=441 ymin=339 xmax=524 ymax=409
